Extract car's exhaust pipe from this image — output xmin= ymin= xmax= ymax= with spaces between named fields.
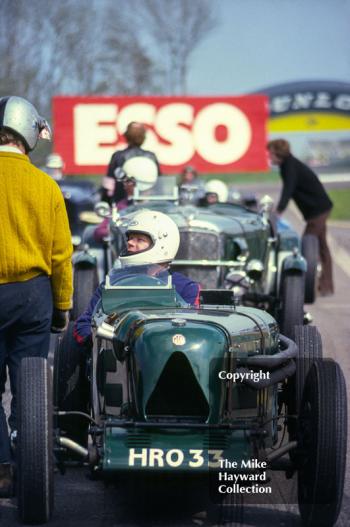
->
xmin=237 ymin=359 xmax=296 ymax=389
xmin=266 ymin=441 xmax=298 ymax=463
xmin=57 ymin=437 xmax=89 ymax=459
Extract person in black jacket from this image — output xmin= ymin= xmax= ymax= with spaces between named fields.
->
xmin=267 ymin=139 xmax=334 ymax=296
xmin=101 ymin=122 xmax=160 ymax=204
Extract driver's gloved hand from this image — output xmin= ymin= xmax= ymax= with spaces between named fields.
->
xmin=51 ymin=308 xmax=69 ymax=333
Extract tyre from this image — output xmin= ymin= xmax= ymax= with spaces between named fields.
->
xmin=301 ymin=234 xmax=319 ymax=304
xmin=71 ymin=265 xmax=98 ymax=320
xmin=17 ymin=357 xmax=54 ymax=524
xmin=207 ymin=490 xmax=244 ymax=525
xmin=280 ymin=273 xmax=305 ymax=339
xmin=297 ymin=360 xmax=347 ymax=527
xmin=53 ymin=321 xmax=89 ymax=457
xmin=286 ymin=325 xmax=323 ymax=443
xmin=293 ymin=325 xmax=323 ymax=415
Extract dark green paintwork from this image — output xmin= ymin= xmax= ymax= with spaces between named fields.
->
xmin=117 ymin=201 xmax=270 ymax=264
xmin=102 ymin=426 xmax=253 ymax=473
xmin=96 ymin=278 xmax=280 ymax=473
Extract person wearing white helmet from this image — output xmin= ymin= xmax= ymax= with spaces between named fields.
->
xmin=0 ymin=96 xmax=73 ymax=495
xmin=73 ymin=210 xmax=200 ymax=345
xmin=101 ymin=122 xmax=161 ymax=205
xmin=203 ymin=179 xmax=229 ymax=204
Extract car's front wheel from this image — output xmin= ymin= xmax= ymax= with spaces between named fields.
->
xmin=17 ymin=357 xmax=54 ymax=524
xmin=285 ymin=325 xmax=323 ymax=451
xmin=301 ymin=234 xmax=319 ymax=304
xmin=280 ymin=273 xmax=305 ymax=339
xmin=53 ymin=321 xmax=90 ymax=459
xmin=71 ymin=265 xmax=98 ymax=321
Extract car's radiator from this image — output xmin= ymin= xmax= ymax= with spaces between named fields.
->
xmin=177 ymin=231 xmax=220 ymax=260
xmin=174 ymin=231 xmax=221 ymax=289
xmin=146 ymin=352 xmax=209 ymax=422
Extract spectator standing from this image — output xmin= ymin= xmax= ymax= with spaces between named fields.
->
xmin=0 ymin=96 xmax=73 ymax=496
xmin=267 ymin=138 xmax=334 ymax=296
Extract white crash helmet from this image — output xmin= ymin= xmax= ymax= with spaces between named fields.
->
xmin=46 ymin=153 xmax=64 ymax=169
xmin=0 ymin=96 xmax=51 ymax=152
xmin=119 ymin=209 xmax=180 ymax=266
xmin=122 ymin=156 xmax=158 ymax=191
xmin=205 ymin=179 xmax=229 ymax=202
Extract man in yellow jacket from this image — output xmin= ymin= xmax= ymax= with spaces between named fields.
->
xmin=0 ymin=96 xmax=73 ymax=496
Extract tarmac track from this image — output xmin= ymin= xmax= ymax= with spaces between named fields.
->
xmin=1 ymin=179 xmax=350 ymax=526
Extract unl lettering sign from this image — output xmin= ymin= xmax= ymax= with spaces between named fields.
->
xmin=53 ymin=96 xmax=269 ymax=174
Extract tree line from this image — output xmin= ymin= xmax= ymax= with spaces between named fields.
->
xmin=0 ymin=0 xmax=216 ymax=117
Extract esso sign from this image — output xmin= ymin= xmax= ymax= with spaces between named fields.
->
xmin=53 ymin=96 xmax=269 ymax=174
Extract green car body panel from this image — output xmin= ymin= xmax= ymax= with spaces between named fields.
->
xmin=94 ymin=281 xmax=280 ymax=474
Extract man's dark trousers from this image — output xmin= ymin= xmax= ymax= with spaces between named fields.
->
xmin=304 ymin=210 xmax=334 ymax=294
xmin=0 ymin=275 xmax=53 ymax=463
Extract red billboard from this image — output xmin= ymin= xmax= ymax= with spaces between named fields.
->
xmin=53 ymin=96 xmax=269 ymax=174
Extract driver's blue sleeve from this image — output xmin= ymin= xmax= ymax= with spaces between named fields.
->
xmin=73 ymin=272 xmax=200 ymax=344
xmin=73 ymin=285 xmax=103 ymax=343
xmin=171 ymin=272 xmax=200 ymax=307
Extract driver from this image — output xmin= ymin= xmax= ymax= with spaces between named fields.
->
xmin=73 ymin=209 xmax=200 ymax=346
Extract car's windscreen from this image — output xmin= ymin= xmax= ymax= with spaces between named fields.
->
xmin=133 ymin=175 xmax=178 ymax=201
xmin=101 ymin=265 xmax=187 ymax=314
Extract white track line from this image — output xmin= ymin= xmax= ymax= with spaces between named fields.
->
xmin=320 ymin=174 xmax=350 ymax=184
xmin=327 ymin=233 xmax=350 ymax=279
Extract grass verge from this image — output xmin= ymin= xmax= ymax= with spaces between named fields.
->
xmin=329 ymin=189 xmax=350 ymax=221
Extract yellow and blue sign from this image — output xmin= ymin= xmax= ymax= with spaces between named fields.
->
xmin=256 ymin=81 xmax=350 ymax=133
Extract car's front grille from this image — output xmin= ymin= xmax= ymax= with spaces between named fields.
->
xmin=146 ymin=352 xmax=209 ymax=422
xmin=174 ymin=230 xmax=222 ymax=288
xmin=172 ymin=266 xmax=220 ymax=289
xmin=177 ymin=231 xmax=220 ymax=260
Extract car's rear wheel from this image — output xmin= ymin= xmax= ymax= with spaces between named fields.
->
xmin=71 ymin=265 xmax=98 ymax=320
xmin=54 ymin=321 xmax=89 ymax=458
xmin=301 ymin=234 xmax=319 ymax=304
xmin=17 ymin=357 xmax=54 ymax=524
xmin=280 ymin=273 xmax=305 ymax=339
xmin=297 ymin=360 xmax=347 ymax=527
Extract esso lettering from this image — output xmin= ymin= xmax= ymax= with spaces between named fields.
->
xmin=73 ymin=102 xmax=252 ymax=167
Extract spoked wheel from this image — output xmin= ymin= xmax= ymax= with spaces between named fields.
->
xmin=53 ymin=321 xmax=90 ymax=459
xmin=301 ymin=234 xmax=319 ymax=304
xmin=297 ymin=360 xmax=347 ymax=527
xmin=280 ymin=273 xmax=305 ymax=339
xmin=18 ymin=357 xmax=54 ymax=524
xmin=71 ymin=265 xmax=98 ymax=320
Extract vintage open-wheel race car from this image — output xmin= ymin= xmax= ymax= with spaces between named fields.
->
xmin=16 ymin=266 xmax=346 ymax=525
xmin=70 ymin=176 xmax=319 ymax=338
xmin=100 ymin=197 xmax=316 ymax=338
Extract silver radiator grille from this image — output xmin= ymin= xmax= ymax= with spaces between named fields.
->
xmin=177 ymin=231 xmax=220 ymax=260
